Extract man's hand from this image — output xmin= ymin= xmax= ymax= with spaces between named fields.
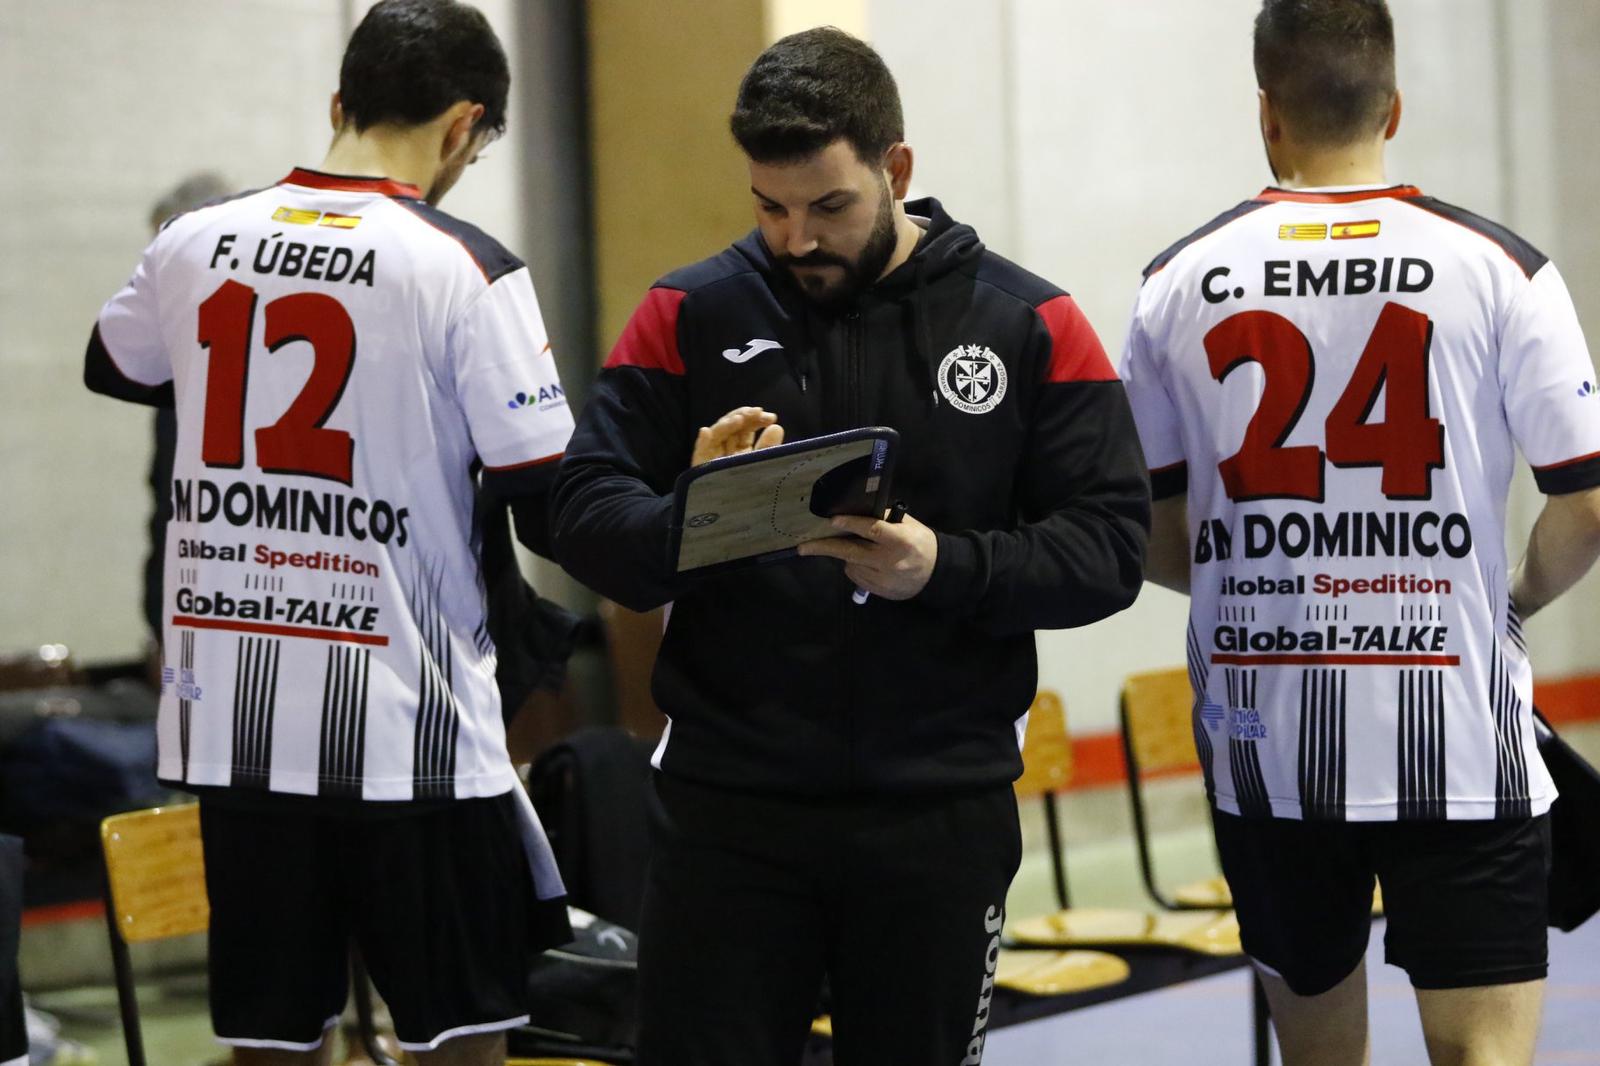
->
xmin=797 ymin=512 xmax=938 ymax=600
xmin=691 ymin=406 xmax=785 ymax=467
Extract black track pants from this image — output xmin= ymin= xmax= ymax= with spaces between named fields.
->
xmin=636 ymin=774 xmax=1022 ymax=1066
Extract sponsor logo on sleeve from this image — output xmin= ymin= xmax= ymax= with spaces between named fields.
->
xmin=506 ymin=383 xmax=568 ymax=412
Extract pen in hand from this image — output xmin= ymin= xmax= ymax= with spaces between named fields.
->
xmin=852 ymin=500 xmax=909 ymax=605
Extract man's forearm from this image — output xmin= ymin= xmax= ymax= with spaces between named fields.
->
xmin=1511 ymin=486 xmax=1600 ymax=618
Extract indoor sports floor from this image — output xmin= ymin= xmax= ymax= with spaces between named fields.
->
xmin=23 ymin=723 xmax=1600 ymax=1066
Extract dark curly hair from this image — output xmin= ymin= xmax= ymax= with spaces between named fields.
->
xmin=339 ymin=0 xmax=509 ymax=136
xmin=730 ymin=27 xmax=904 ymax=164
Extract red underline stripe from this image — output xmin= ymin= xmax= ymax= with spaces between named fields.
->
xmin=1211 ymin=652 xmax=1460 ymax=666
xmin=1534 ymin=448 xmax=1600 ymax=472
xmin=171 ymin=615 xmax=390 ymax=646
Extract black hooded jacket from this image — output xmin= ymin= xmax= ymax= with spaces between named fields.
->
xmin=552 ymin=198 xmax=1150 ymax=794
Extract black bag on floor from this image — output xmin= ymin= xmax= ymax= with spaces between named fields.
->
xmin=511 ymin=906 xmax=638 ymax=1061
xmin=1534 ymin=708 xmax=1600 ymax=932
xmin=526 ymin=727 xmax=655 ymax=930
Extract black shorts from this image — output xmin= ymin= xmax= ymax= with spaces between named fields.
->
xmin=199 ymin=791 xmax=570 ymax=1052
xmin=1213 ymin=810 xmax=1550 ymax=996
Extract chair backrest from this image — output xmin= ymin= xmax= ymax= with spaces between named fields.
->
xmin=1121 ymin=668 xmax=1200 ymax=776
xmin=1015 ymin=690 xmax=1074 ymax=799
xmin=101 ymin=804 xmax=208 ymax=944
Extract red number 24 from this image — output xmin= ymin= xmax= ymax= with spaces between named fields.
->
xmin=1204 ymin=301 xmax=1443 ymax=502
xmin=196 ymin=279 xmax=357 ymax=485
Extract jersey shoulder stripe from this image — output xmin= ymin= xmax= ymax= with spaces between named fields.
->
xmin=1142 ymin=199 xmax=1270 ymax=281
xmin=1401 ymin=196 xmax=1549 ymax=278
xmin=391 ymin=198 xmax=525 ymax=284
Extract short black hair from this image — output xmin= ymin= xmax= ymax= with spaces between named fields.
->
xmin=339 ymin=0 xmax=509 ymax=136
xmin=1254 ymin=0 xmax=1396 ymax=146
xmin=730 ymin=27 xmax=904 ymax=165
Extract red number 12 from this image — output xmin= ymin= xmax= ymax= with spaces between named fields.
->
xmin=196 ymin=279 xmax=357 ymax=484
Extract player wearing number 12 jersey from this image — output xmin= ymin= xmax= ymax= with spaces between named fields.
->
xmin=1122 ymin=3 xmax=1600 ymax=1065
xmin=84 ymin=3 xmax=572 ymax=1062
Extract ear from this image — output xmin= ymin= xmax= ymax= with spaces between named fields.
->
xmin=884 ymin=143 xmax=915 ymax=200
xmin=329 ymin=91 xmax=344 ymax=133
xmin=1384 ymin=90 xmax=1403 ymax=140
xmin=442 ymin=101 xmax=488 ymax=160
xmin=1257 ymin=89 xmax=1281 ymax=143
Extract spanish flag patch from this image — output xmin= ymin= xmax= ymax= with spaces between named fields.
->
xmin=1331 ymin=220 xmax=1381 ymax=240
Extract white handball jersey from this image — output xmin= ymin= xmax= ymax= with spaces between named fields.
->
xmin=1122 ymin=183 xmax=1600 ymax=822
xmin=92 ymin=168 xmax=574 ymax=802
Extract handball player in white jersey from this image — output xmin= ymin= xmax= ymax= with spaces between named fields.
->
xmin=1121 ymin=3 xmax=1600 ymax=1064
xmin=85 ymin=3 xmax=574 ymax=1062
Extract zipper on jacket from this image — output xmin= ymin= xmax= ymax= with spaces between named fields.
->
xmin=846 ymin=310 xmax=862 ymax=426
xmin=842 ymin=309 xmax=863 ymax=790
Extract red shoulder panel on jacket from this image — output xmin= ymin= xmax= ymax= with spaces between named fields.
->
xmin=1036 ymin=295 xmax=1117 ymax=383
xmin=605 ymin=287 xmax=687 ymax=374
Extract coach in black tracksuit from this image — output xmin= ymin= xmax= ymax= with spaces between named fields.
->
xmin=552 ymin=28 xmax=1149 ymax=1066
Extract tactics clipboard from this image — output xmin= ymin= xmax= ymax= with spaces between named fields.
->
xmin=669 ymin=427 xmax=899 ymax=576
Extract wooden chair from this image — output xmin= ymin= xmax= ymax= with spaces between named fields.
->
xmin=1120 ymin=667 xmax=1380 ymax=914
xmin=1120 ymin=668 xmax=1234 ymax=910
xmin=100 ymin=804 xmax=212 ymax=1066
xmin=1007 ymin=692 xmax=1242 ymax=955
xmin=104 ymin=804 xmax=619 ymax=1066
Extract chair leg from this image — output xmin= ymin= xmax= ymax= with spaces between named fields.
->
xmin=103 ymin=895 xmax=146 ymax=1066
xmin=1251 ymin=971 xmax=1272 ymax=1066
xmin=351 ymin=947 xmax=399 ymax=1066
xmin=1043 ymin=792 xmax=1072 ymax=910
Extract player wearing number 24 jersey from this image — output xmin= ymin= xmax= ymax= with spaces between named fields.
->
xmin=1122 ymin=4 xmax=1600 ymax=1062
xmin=1124 ymin=180 xmax=1600 ymax=822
